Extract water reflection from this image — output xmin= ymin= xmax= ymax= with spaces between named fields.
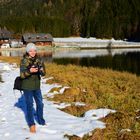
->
xmin=53 ymin=48 xmax=140 ymax=58
xmin=54 ymin=50 xmax=140 ymax=75
xmin=1 ymin=48 xmax=140 ymax=75
xmin=0 ymin=50 xmax=24 ymax=57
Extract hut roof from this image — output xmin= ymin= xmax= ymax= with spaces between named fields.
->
xmin=22 ymin=33 xmax=54 ymax=43
xmin=0 ymin=28 xmax=12 ymax=39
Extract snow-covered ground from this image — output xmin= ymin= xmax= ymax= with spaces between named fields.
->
xmin=54 ymin=37 xmax=140 ymax=48
xmin=0 ymin=62 xmax=115 ymax=140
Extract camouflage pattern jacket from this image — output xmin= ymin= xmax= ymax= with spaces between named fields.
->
xmin=20 ymin=54 xmax=46 ymax=90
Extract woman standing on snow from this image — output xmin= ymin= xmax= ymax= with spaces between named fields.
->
xmin=20 ymin=43 xmax=46 ymax=133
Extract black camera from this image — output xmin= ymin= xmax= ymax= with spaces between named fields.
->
xmin=31 ymin=64 xmax=39 ymax=69
xmin=32 ymin=64 xmax=44 ymax=74
xmin=32 ymin=64 xmax=43 ymax=70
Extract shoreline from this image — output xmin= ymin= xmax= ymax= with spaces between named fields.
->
xmin=1 ymin=37 xmax=140 ymax=50
xmin=79 ymin=45 xmax=140 ymax=50
xmin=54 ymin=42 xmax=140 ymax=49
xmin=1 ymin=45 xmax=140 ymax=51
xmin=53 ymin=37 xmax=140 ymax=49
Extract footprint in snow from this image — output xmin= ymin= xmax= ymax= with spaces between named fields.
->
xmin=25 ymin=137 xmax=30 ymax=140
xmin=39 ymin=128 xmax=57 ymax=134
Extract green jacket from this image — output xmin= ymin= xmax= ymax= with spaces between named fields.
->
xmin=20 ymin=54 xmax=46 ymax=90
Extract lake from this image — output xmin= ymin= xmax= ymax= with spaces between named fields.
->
xmin=1 ymin=48 xmax=140 ymax=75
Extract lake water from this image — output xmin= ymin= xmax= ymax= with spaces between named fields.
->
xmin=1 ymin=48 xmax=140 ymax=75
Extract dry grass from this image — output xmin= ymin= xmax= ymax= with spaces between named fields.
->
xmin=0 ymin=56 xmax=21 ymax=65
xmin=60 ymin=104 xmax=94 ymax=117
xmin=1 ymin=56 xmax=140 ymax=139
xmin=46 ymin=63 xmax=140 ymax=111
xmin=45 ymin=63 xmax=140 ymax=139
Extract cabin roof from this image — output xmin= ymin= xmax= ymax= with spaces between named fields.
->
xmin=0 ymin=28 xmax=12 ymax=39
xmin=22 ymin=33 xmax=54 ymax=43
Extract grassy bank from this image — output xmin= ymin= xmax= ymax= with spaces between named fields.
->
xmin=46 ymin=63 xmax=140 ymax=139
xmin=1 ymin=56 xmax=140 ymax=139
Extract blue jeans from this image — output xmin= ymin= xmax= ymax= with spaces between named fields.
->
xmin=23 ymin=89 xmax=45 ymax=127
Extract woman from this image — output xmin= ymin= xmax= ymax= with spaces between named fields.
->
xmin=20 ymin=43 xmax=46 ymax=133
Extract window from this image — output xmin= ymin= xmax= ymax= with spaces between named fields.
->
xmin=36 ymin=36 xmax=40 ymax=39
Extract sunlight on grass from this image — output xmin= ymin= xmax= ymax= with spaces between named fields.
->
xmin=0 ymin=56 xmax=21 ymax=65
xmin=45 ymin=63 xmax=140 ymax=139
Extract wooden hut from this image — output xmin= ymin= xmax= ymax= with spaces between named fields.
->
xmin=21 ymin=33 xmax=54 ymax=46
xmin=0 ymin=28 xmax=12 ymax=45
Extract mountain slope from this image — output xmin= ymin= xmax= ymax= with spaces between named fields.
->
xmin=0 ymin=0 xmax=140 ymax=40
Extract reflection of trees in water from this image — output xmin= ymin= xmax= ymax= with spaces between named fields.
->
xmin=54 ymin=52 xmax=140 ymax=75
xmin=1 ymin=49 xmax=140 ymax=75
xmin=38 ymin=51 xmax=53 ymax=63
xmin=53 ymin=57 xmax=80 ymax=65
xmin=112 ymin=52 xmax=140 ymax=75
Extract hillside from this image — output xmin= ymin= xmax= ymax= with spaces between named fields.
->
xmin=0 ymin=0 xmax=140 ymax=40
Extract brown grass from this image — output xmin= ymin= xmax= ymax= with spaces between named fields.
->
xmin=45 ymin=63 xmax=140 ymax=139
xmin=0 ymin=56 xmax=21 ymax=65
xmin=46 ymin=63 xmax=140 ymax=111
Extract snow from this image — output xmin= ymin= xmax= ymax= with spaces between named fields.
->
xmin=54 ymin=37 xmax=140 ymax=48
xmin=54 ymin=37 xmax=122 ymax=43
xmin=0 ymin=62 xmax=115 ymax=140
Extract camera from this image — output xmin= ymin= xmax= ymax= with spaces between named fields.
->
xmin=27 ymin=62 xmax=44 ymax=75
xmin=32 ymin=64 xmax=42 ymax=70
xmin=31 ymin=64 xmax=39 ymax=69
xmin=32 ymin=64 xmax=43 ymax=74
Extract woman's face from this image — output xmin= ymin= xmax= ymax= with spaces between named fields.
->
xmin=28 ymin=49 xmax=37 ymax=57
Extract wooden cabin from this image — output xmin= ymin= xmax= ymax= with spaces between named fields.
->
xmin=0 ymin=28 xmax=12 ymax=45
xmin=21 ymin=33 xmax=54 ymax=46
